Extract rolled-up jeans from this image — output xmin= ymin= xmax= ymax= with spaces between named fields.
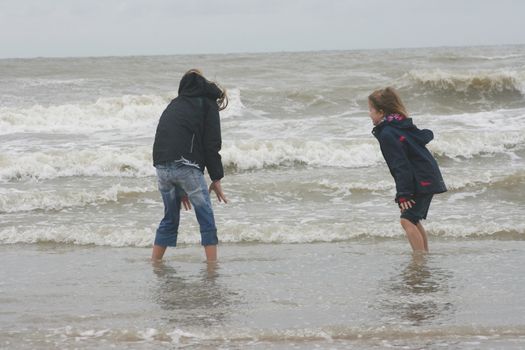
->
xmin=154 ymin=161 xmax=218 ymax=247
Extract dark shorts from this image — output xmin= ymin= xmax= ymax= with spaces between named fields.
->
xmin=400 ymin=194 xmax=433 ymax=225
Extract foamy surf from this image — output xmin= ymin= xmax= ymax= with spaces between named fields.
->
xmin=10 ymin=324 xmax=525 ymax=348
xmin=0 ymin=184 xmax=155 ymax=213
xmin=2 ymin=220 xmax=523 ymax=247
xmin=2 ymin=132 xmax=522 ymax=182
xmin=0 ymin=89 xmax=245 ymax=135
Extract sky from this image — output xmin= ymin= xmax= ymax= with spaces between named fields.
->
xmin=1 ymin=0 xmax=524 ymax=58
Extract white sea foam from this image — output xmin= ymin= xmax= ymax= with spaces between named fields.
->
xmin=318 ymin=169 xmax=525 ymax=193
xmin=0 ymin=90 xmax=245 ymax=135
xmin=0 ymin=130 xmax=522 ymax=183
xmin=221 ymin=88 xmax=244 ymax=118
xmin=413 ymin=108 xmax=525 ymax=158
xmin=318 ymin=178 xmax=394 ymax=192
xmin=0 ymin=225 xmax=154 ymax=247
xmin=0 ymin=146 xmax=155 ymax=181
xmin=443 ymin=170 xmax=525 ymax=190
xmin=222 ymin=140 xmax=384 ymax=170
xmin=0 ymin=140 xmax=386 ymax=182
xmin=0 ymin=94 xmax=165 ymax=135
xmin=25 ymin=324 xmax=525 ymax=347
xmin=1 ymin=220 xmax=523 ymax=247
xmin=16 ymin=77 xmax=91 ymax=87
xmin=0 ymin=184 xmax=154 ymax=213
xmin=430 ymin=130 xmax=525 ymax=158
xmin=1 ymin=167 xmax=521 ymax=214
xmin=467 ymin=54 xmax=525 ymax=61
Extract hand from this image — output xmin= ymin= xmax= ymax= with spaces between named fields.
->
xmin=399 ymin=199 xmax=416 ymax=212
xmin=209 ymin=180 xmax=228 ymax=203
xmin=181 ymin=195 xmax=192 ymax=211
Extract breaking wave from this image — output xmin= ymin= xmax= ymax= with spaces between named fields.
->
xmin=1 ymin=221 xmax=523 ymax=247
xmin=0 ymin=89 xmax=244 ymax=135
xmin=405 ymin=69 xmax=525 ymax=99
xmin=1 ymin=131 xmax=523 ymax=183
xmin=0 ymin=184 xmax=155 ymax=214
xmin=1 ymin=169 xmax=523 ymax=214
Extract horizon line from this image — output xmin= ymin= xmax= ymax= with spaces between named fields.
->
xmin=1 ymin=43 xmax=524 ymax=61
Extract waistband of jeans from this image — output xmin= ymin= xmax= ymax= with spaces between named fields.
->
xmin=156 ymin=158 xmax=200 ymax=169
xmin=156 ymin=160 xmax=178 ymax=166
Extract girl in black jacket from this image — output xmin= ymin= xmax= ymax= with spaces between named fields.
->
xmin=369 ymin=87 xmax=447 ymax=252
xmin=152 ymin=69 xmax=228 ymax=261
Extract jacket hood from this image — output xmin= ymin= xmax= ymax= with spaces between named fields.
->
xmin=178 ymin=72 xmax=222 ymax=100
xmin=374 ymin=118 xmax=434 ymax=145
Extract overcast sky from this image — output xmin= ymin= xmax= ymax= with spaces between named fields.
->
xmin=1 ymin=0 xmax=524 ymax=58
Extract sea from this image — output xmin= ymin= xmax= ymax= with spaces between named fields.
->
xmin=1 ymin=45 xmax=524 ymax=349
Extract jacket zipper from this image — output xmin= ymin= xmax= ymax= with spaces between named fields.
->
xmin=190 ymin=133 xmax=195 ymax=153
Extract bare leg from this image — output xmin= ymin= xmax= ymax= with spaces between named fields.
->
xmin=400 ymin=219 xmax=426 ymax=252
xmin=205 ymin=260 xmax=218 ymax=279
xmin=411 ymin=250 xmax=426 ymax=265
xmin=152 ymin=244 xmax=167 ymax=260
xmin=204 ymin=245 xmax=217 ymax=262
xmin=416 ymin=222 xmax=429 ymax=252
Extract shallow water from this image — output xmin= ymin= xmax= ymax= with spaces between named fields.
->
xmin=2 ymin=241 xmax=525 ymax=349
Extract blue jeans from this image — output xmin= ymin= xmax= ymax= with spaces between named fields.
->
xmin=154 ymin=162 xmax=218 ymax=247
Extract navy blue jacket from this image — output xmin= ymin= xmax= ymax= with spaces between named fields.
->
xmin=153 ymin=73 xmax=224 ymax=181
xmin=372 ymin=117 xmax=447 ymax=202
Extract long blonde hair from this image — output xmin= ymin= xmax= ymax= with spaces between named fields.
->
xmin=184 ymin=69 xmax=229 ymax=111
xmin=368 ymin=87 xmax=408 ymax=117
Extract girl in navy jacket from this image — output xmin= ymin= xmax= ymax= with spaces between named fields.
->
xmin=369 ymin=87 xmax=446 ymax=252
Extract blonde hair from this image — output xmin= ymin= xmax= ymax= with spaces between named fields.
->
xmin=184 ymin=69 xmax=229 ymax=111
xmin=368 ymin=87 xmax=408 ymax=117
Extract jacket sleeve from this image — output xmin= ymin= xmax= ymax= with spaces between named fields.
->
xmin=379 ymin=131 xmax=415 ymax=201
xmin=203 ymin=102 xmax=224 ymax=181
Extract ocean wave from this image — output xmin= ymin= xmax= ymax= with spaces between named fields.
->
xmin=317 ymin=178 xmax=394 ymax=192
xmin=430 ymin=130 xmax=525 ymax=158
xmin=1 ymin=221 xmax=523 ymax=247
xmin=222 ymin=88 xmax=244 ymax=118
xmin=444 ymin=170 xmax=525 ymax=191
xmin=0 ymin=94 xmax=166 ymax=135
xmin=0 ymin=147 xmax=155 ymax=181
xmin=467 ymin=53 xmax=525 ymax=61
xmin=0 ymin=140 xmax=386 ymax=182
xmin=0 ymin=184 xmax=155 ymax=214
xmin=16 ymin=77 xmax=92 ymax=87
xmin=1 ymin=132 xmax=522 ymax=182
xmin=0 ymin=90 xmax=244 ymax=135
xmin=317 ymin=170 xmax=525 ymax=193
xmin=1 ymin=169 xmax=521 ymax=214
xmin=404 ymin=69 xmax=525 ymax=98
xmin=222 ymin=140 xmax=383 ymax=170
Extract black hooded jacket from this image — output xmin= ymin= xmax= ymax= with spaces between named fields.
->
xmin=372 ymin=117 xmax=447 ymax=202
xmin=153 ymin=72 xmax=224 ymax=181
